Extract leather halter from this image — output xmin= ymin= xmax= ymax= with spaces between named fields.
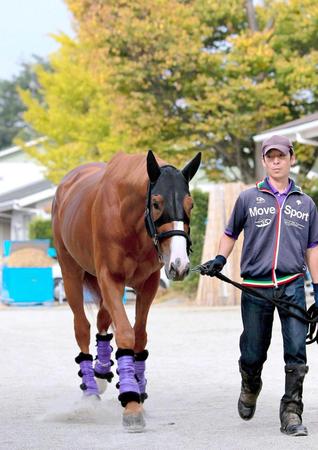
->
xmin=144 ymin=177 xmax=192 ymax=260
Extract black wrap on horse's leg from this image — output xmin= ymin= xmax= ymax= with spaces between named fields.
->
xmin=75 ymin=352 xmax=93 ymax=363
xmin=135 ymin=350 xmax=149 ymax=361
xmin=75 ymin=352 xmax=100 ymax=395
xmin=135 ymin=350 xmax=149 ymax=403
xmin=115 ymin=349 xmax=141 ymax=407
xmin=94 ymin=332 xmax=114 ymax=382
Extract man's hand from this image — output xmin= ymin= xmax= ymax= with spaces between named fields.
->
xmin=200 ymin=255 xmax=227 ymax=277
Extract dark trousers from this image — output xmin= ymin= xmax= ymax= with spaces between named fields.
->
xmin=239 ymin=277 xmax=307 ymax=375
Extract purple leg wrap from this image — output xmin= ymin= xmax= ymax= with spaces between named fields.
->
xmin=116 ymin=349 xmax=140 ymax=407
xmin=94 ymin=333 xmax=114 ymax=382
xmin=75 ymin=353 xmax=99 ymax=396
xmin=135 ymin=350 xmax=149 ymax=402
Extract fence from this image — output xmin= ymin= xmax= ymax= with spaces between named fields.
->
xmin=196 ymin=182 xmax=247 ymax=306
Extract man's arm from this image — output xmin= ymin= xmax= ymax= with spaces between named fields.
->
xmin=306 ymin=246 xmax=318 ymax=283
xmin=218 ymin=233 xmax=236 ymax=259
xmin=306 ymin=246 xmax=318 ymax=306
xmin=200 ymin=234 xmax=236 ymax=276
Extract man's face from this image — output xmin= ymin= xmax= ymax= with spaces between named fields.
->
xmin=262 ymin=149 xmax=295 ymax=180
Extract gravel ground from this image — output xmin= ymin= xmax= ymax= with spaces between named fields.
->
xmin=1 ymin=299 xmax=318 ymax=450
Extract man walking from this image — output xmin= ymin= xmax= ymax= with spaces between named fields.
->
xmin=201 ymin=135 xmax=318 ymax=436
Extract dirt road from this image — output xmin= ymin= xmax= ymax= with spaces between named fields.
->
xmin=0 ymin=301 xmax=317 ymax=449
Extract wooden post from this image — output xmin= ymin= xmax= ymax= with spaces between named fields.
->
xmin=196 ymin=182 xmax=246 ymax=306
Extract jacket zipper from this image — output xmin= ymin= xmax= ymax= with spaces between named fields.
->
xmin=259 ymin=188 xmax=292 ymax=287
xmin=272 ymin=196 xmax=288 ymax=287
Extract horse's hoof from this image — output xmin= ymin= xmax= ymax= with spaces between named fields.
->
xmin=123 ymin=412 xmax=146 ymax=432
xmin=95 ymin=378 xmax=107 ymax=395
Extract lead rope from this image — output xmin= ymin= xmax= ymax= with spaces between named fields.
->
xmin=191 ymin=266 xmax=318 ymax=345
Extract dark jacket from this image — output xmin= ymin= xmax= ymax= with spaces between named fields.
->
xmin=226 ymin=177 xmax=318 ymax=287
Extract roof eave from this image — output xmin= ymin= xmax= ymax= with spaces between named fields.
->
xmin=254 ymin=120 xmax=318 ymax=144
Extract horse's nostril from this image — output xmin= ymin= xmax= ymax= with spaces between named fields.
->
xmin=169 ymin=262 xmax=190 ymax=279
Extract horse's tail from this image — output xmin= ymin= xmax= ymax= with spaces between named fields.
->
xmin=83 ymin=272 xmax=102 ymax=307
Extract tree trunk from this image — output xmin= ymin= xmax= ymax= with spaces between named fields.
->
xmin=246 ymin=0 xmax=258 ymax=32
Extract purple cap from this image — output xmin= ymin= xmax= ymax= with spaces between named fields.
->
xmin=261 ymin=135 xmax=293 ymax=156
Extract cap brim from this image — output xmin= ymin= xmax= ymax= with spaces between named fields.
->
xmin=263 ymin=145 xmax=291 ymax=155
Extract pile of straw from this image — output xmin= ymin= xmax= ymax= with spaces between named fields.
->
xmin=6 ymin=248 xmax=54 ymax=268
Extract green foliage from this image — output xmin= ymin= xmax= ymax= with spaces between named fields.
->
xmin=0 ymin=57 xmax=48 ymax=150
xmin=296 ymin=174 xmax=318 ymax=208
xmin=309 ymin=189 xmax=318 ymax=209
xmin=20 ymin=36 xmax=123 ymax=183
xmin=19 ymin=1 xmax=318 ymax=184
xmin=29 ymin=218 xmax=53 ymax=246
xmin=173 ymin=189 xmax=209 ymax=295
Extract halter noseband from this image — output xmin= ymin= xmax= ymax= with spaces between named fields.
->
xmin=144 ymin=180 xmax=192 ymax=259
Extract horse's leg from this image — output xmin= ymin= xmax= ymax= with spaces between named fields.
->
xmin=94 ymin=304 xmax=114 ymax=393
xmin=97 ymin=266 xmax=144 ymax=430
xmin=134 ymin=271 xmax=160 ymax=403
xmin=83 ymin=273 xmax=114 ymax=392
xmin=58 ymin=249 xmax=100 ymax=397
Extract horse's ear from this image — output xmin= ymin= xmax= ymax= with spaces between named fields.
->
xmin=181 ymin=152 xmax=201 ymax=182
xmin=147 ymin=150 xmax=161 ymax=183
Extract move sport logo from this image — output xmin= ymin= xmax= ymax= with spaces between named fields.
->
xmin=249 ymin=204 xmax=309 ymax=222
xmin=249 ymin=206 xmax=275 ymax=217
xmin=284 ymin=204 xmax=309 ymax=222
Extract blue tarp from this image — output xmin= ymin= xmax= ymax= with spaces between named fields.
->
xmin=1 ymin=239 xmax=54 ymax=305
xmin=2 ymin=267 xmax=54 ymax=305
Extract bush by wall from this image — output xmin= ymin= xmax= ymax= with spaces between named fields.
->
xmin=173 ymin=189 xmax=209 ymax=295
xmin=29 ymin=218 xmax=53 ymax=246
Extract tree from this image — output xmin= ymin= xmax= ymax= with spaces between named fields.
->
xmin=0 ymin=57 xmax=48 ymax=150
xmin=21 ymin=0 xmax=318 ymax=183
xmin=189 ymin=0 xmax=318 ymax=181
xmin=20 ymin=35 xmax=122 ymax=183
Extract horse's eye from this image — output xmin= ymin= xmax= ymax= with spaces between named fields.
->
xmin=153 ymin=202 xmax=160 ymax=210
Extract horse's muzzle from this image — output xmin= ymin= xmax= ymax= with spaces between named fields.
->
xmin=168 ymin=261 xmax=190 ymax=281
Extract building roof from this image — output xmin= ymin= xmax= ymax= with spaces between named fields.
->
xmin=0 ymin=137 xmax=47 ymax=162
xmin=0 ymin=139 xmax=55 ymax=213
xmin=0 ymin=162 xmax=47 ymax=194
xmin=0 ymin=179 xmax=54 ymax=203
xmin=254 ymin=112 xmax=318 ymax=146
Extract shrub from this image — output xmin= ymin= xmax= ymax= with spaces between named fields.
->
xmin=29 ymin=218 xmax=53 ymax=246
xmin=173 ymin=189 xmax=209 ymax=295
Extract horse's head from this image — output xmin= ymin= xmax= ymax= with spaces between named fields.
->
xmin=145 ymin=150 xmax=201 ymax=281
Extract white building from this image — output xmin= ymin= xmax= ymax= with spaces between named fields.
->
xmin=0 ymin=140 xmax=56 ymax=248
xmin=253 ymin=112 xmax=318 ymax=179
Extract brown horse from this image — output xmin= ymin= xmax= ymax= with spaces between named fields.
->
xmin=52 ymin=150 xmax=201 ymax=431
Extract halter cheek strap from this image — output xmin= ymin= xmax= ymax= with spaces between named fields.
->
xmin=144 ymin=181 xmax=192 ymax=258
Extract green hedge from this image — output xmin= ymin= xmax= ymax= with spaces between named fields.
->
xmin=173 ymin=189 xmax=209 ymax=295
xmin=29 ymin=218 xmax=53 ymax=246
xmin=296 ymin=176 xmax=318 ymax=207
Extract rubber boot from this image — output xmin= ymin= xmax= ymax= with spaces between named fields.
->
xmin=280 ymin=364 xmax=308 ymax=437
xmin=238 ymin=362 xmax=262 ymax=421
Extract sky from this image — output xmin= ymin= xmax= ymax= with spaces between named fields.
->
xmin=0 ymin=0 xmax=74 ymax=80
